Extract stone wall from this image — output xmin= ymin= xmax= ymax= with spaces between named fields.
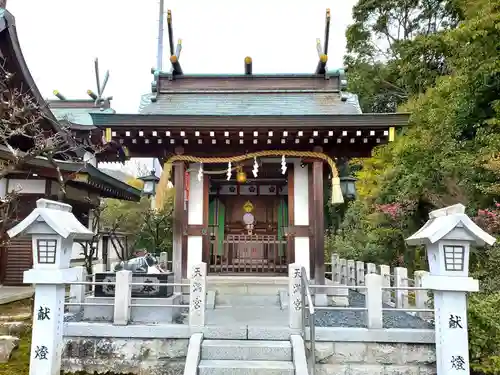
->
xmin=62 ymin=337 xmax=189 ymax=375
xmin=312 ymin=342 xmax=436 ymax=375
xmin=61 ymin=337 xmax=436 ymax=375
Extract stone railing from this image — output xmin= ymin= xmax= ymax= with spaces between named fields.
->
xmin=67 ymin=263 xmax=207 ymax=326
xmin=324 ymin=253 xmax=432 ymax=313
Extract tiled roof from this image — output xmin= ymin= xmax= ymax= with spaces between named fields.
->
xmin=51 ymin=107 xmax=115 ymax=126
xmin=139 ymin=92 xmax=362 ymax=116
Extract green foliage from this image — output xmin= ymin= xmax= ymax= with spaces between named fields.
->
xmin=134 ymin=204 xmax=173 ymax=255
xmin=345 ymin=0 xmax=463 ymax=113
xmin=101 ymin=193 xmax=174 ymax=255
xmin=335 ymin=0 xmax=500 ymax=372
xmin=468 ymin=292 xmax=500 ymax=374
xmin=101 ymin=197 xmax=151 ymax=235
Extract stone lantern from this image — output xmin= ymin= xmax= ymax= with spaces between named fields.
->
xmin=7 ymin=199 xmax=93 ymax=375
xmin=406 ymin=203 xmax=496 ymax=375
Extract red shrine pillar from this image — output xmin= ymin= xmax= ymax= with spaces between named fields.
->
xmin=172 ymin=148 xmax=186 ymax=281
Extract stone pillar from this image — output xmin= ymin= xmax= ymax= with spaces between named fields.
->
xmin=365 ymin=273 xmax=383 ymax=329
xmin=288 ymin=263 xmax=303 ymax=329
xmin=414 ymin=270 xmax=431 ymax=319
xmin=7 ymin=199 xmax=94 ymax=375
xmin=379 ymin=265 xmax=391 ymax=304
xmin=339 ymin=258 xmax=347 ymax=284
xmin=113 ymin=270 xmax=132 ymax=325
xmin=331 ymin=253 xmax=340 ymax=283
xmin=366 ymin=262 xmax=376 ymax=274
xmin=189 ymin=262 xmax=207 ymax=327
xmin=187 ymin=163 xmax=204 ymax=278
xmin=355 ymin=261 xmax=365 ymax=292
xmin=159 ymin=251 xmax=168 ymax=271
xmin=394 ymin=267 xmax=409 ymax=309
xmin=68 ymin=266 xmax=86 ymax=314
xmin=293 ymin=161 xmax=310 ymax=279
xmin=406 ymin=204 xmax=497 ymax=375
xmin=347 ymin=259 xmax=356 ymax=286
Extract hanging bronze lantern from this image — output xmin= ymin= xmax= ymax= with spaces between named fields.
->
xmin=236 ymin=166 xmax=247 ymax=184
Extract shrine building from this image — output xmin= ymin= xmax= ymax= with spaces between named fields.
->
xmin=91 ymin=10 xmax=410 ymax=282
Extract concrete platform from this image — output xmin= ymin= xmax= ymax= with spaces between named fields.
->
xmin=0 ymin=286 xmax=33 ymax=305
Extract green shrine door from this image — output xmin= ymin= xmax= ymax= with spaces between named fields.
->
xmin=207 ymin=194 xmax=289 ymax=274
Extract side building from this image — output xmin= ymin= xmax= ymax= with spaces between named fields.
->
xmin=0 ymin=9 xmax=141 ymax=285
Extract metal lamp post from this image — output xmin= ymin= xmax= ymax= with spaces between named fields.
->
xmin=340 ymin=176 xmax=357 ymax=201
xmin=139 ymin=170 xmax=160 ymax=210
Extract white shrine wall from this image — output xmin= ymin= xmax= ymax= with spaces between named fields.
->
xmin=187 ymin=163 xmax=204 ymax=278
xmin=0 ymin=177 xmax=46 ymax=195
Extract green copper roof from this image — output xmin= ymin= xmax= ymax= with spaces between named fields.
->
xmin=139 ymin=92 xmax=361 ymax=116
xmin=50 ymin=107 xmax=114 ymax=126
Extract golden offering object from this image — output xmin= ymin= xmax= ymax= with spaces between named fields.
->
xmin=236 ymin=167 xmax=247 ymax=184
xmin=243 ymin=201 xmax=254 ymax=213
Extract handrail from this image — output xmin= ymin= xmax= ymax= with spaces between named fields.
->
xmin=300 ymin=266 xmax=316 ymax=375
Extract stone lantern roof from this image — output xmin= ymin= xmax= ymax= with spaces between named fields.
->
xmin=406 ymin=203 xmax=496 ymax=247
xmin=7 ymin=199 xmax=94 ymax=240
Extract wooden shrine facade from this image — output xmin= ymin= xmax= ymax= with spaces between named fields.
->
xmin=90 ymin=9 xmax=411 ymax=281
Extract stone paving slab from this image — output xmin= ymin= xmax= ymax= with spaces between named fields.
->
xmin=0 ymin=286 xmax=33 ymax=305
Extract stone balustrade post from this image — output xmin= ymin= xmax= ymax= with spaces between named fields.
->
xmin=92 ymin=263 xmax=106 ymax=273
xmin=69 ymin=266 xmax=86 ymax=314
xmin=159 ymin=251 xmax=168 ymax=270
xmin=339 ymin=258 xmax=347 ymax=285
xmin=347 ymin=259 xmax=355 ymax=286
xmin=394 ymin=267 xmax=409 ymax=309
xmin=366 ymin=262 xmax=376 ymax=274
xmin=113 ymin=270 xmax=132 ymax=325
xmin=288 ymin=263 xmax=303 ymax=329
xmin=414 ymin=270 xmax=431 ymax=319
xmin=331 ymin=253 xmax=340 ymax=283
xmin=355 ymin=261 xmax=365 ymax=293
xmin=365 ymin=273 xmax=383 ymax=329
xmin=379 ymin=265 xmax=391 ymax=304
xmin=189 ymin=262 xmax=207 ymax=327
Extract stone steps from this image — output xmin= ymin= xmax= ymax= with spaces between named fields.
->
xmin=198 ymin=359 xmax=294 ymax=375
xmin=198 ymin=339 xmax=295 ymax=375
xmin=202 ymin=339 xmax=292 ymax=361
xmin=215 ymin=294 xmax=280 ymax=307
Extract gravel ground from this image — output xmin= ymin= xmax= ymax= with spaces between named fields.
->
xmin=311 ymin=290 xmax=434 ymax=329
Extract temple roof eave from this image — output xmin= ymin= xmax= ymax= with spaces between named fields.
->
xmin=90 ymin=112 xmax=410 ymax=129
xmin=0 ymin=146 xmax=141 ymax=202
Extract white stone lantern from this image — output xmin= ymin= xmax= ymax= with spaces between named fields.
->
xmin=7 ymin=198 xmax=93 ymax=375
xmin=406 ymin=203 xmax=496 ymax=375
xmin=407 ymin=203 xmax=495 ymax=280
xmin=8 ymin=199 xmax=93 ymax=270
